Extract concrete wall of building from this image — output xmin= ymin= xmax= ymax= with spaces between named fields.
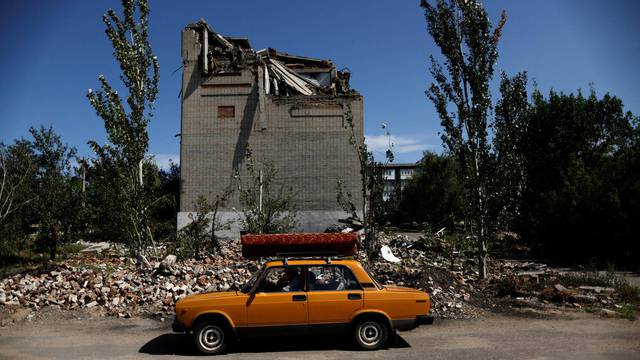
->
xmin=177 ymin=210 xmax=364 ymax=240
xmin=178 ymin=27 xmax=364 ymax=235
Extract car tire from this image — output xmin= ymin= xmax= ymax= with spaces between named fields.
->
xmin=194 ymin=321 xmax=228 ymax=355
xmin=353 ymin=319 xmax=389 ymax=350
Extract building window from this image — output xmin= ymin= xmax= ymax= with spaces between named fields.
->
xmin=218 ymin=106 xmax=235 ymax=118
xmin=401 ymin=169 xmax=413 ymax=177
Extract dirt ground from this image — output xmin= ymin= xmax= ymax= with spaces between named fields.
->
xmin=0 ymin=311 xmax=638 ymax=360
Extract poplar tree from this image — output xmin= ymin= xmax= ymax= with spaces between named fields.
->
xmin=493 ymin=72 xmax=529 ymax=228
xmin=87 ymin=0 xmax=159 ymax=259
xmin=422 ymin=0 xmax=506 ymax=278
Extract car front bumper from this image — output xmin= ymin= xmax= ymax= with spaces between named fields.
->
xmin=172 ymin=317 xmax=186 ymax=333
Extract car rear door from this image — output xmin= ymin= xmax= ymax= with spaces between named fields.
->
xmin=306 ymin=265 xmax=364 ymax=327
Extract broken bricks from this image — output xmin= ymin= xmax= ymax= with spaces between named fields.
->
xmin=0 ymin=242 xmax=258 ymax=320
xmin=0 ymin=233 xmax=633 ymax=322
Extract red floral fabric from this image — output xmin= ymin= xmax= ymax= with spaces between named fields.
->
xmin=241 ymin=233 xmax=358 ymax=258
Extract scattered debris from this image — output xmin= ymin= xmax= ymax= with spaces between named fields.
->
xmin=380 ymin=245 xmax=401 ymax=263
xmin=361 ymin=232 xmax=635 ymax=319
xmin=0 ymin=243 xmax=258 ymax=322
xmin=0 ymin=232 xmax=635 ymax=324
xmin=364 ymin=233 xmax=481 ymax=319
xmin=78 ymin=241 xmax=116 ymax=254
xmin=157 ymin=255 xmax=177 ymax=274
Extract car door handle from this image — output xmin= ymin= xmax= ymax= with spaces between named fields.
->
xmin=292 ymin=294 xmax=307 ymax=301
xmin=348 ymin=293 xmax=362 ymax=300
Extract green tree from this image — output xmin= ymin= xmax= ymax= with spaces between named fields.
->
xmin=86 ymin=0 xmax=159 ymax=259
xmin=422 ymin=0 xmax=506 ymax=278
xmin=397 ymin=151 xmax=464 ymax=228
xmin=0 ymin=140 xmax=37 ymax=258
xmin=149 ymin=161 xmax=180 ymax=243
xmin=518 ymin=89 xmax=638 ymax=266
xmin=83 ymin=158 xmax=130 ymax=244
xmin=492 ymin=72 xmax=529 ymax=228
xmin=0 ymin=140 xmax=36 ymax=228
xmin=176 ymin=190 xmax=231 ymax=259
xmin=339 ymin=105 xmax=388 ymax=259
xmin=30 ymin=126 xmax=82 ymax=260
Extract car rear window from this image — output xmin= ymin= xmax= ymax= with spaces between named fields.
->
xmin=307 ymin=265 xmax=361 ymax=291
xmin=362 ymin=267 xmax=384 ymax=290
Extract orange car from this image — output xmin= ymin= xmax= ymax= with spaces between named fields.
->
xmin=173 ymin=258 xmax=432 ymax=354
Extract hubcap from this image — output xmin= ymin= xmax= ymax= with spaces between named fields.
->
xmin=199 ymin=325 xmax=224 ymax=351
xmin=359 ymin=322 xmax=381 ymax=345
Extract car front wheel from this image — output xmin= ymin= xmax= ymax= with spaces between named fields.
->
xmin=194 ymin=322 xmax=228 ymax=355
xmin=353 ymin=319 xmax=388 ymax=350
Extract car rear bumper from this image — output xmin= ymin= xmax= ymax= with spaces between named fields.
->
xmin=416 ymin=315 xmax=434 ymax=325
xmin=393 ymin=315 xmax=434 ymax=331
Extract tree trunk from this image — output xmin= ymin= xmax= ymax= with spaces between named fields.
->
xmin=49 ymin=227 xmax=57 ymax=261
xmin=477 ymin=188 xmax=488 ymax=279
xmin=478 ymin=236 xmax=487 ymax=279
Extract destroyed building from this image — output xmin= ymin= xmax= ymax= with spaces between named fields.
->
xmin=178 ymin=20 xmax=364 ymax=236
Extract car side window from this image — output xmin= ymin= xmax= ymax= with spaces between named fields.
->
xmin=259 ymin=267 xmax=304 ymax=293
xmin=307 ymin=265 xmax=361 ymax=291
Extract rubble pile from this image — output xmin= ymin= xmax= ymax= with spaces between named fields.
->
xmin=365 ymin=233 xmax=482 ymax=319
xmin=364 ymin=233 xmax=635 ymax=318
xmin=1 ymin=233 xmax=484 ymax=321
xmin=484 ymin=263 xmax=630 ymax=314
xmin=0 ymin=243 xmax=259 ymax=320
xmin=1 ymin=233 xmax=635 ymax=323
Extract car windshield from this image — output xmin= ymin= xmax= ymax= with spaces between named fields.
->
xmin=240 ymin=268 xmax=264 ymax=293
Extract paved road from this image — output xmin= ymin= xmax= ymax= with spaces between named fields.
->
xmin=0 ymin=313 xmax=638 ymax=359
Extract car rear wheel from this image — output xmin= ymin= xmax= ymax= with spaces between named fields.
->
xmin=353 ymin=319 xmax=388 ymax=350
xmin=194 ymin=322 xmax=228 ymax=355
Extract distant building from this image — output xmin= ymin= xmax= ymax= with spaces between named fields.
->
xmin=178 ymin=20 xmax=364 ymax=237
xmin=380 ymin=162 xmax=421 ymax=200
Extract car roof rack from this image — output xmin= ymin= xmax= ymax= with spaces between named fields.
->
xmin=273 ymin=252 xmax=349 ymax=266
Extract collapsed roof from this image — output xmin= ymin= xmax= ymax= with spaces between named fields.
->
xmin=186 ymin=20 xmax=355 ymax=96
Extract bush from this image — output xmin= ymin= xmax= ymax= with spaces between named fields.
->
xmin=237 ymin=150 xmax=298 ymax=234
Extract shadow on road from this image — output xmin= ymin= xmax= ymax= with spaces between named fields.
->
xmin=139 ymin=333 xmax=411 ymax=356
xmin=139 ymin=334 xmax=198 ymax=356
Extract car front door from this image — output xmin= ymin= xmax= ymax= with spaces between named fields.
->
xmin=246 ymin=266 xmax=308 ymax=329
xmin=306 ymin=265 xmax=364 ymax=327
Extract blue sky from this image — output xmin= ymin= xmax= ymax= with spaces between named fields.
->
xmin=1 ymin=0 xmax=639 ymax=167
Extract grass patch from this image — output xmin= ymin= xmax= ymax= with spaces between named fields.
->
xmin=554 ymin=271 xmax=639 ymax=302
xmin=552 ymin=270 xmax=624 ymax=288
xmin=583 ymin=306 xmax=598 ymax=314
xmin=0 ymin=252 xmax=48 ymax=279
xmin=59 ymin=242 xmax=84 ymax=255
xmin=0 ymin=242 xmax=87 ymax=279
xmin=618 ymin=304 xmax=639 ymax=320
xmin=615 ymin=282 xmax=640 ymax=303
xmin=489 ymin=265 xmax=640 ymax=321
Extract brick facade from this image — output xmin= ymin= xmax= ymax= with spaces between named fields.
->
xmin=178 ymin=23 xmax=364 ymax=236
